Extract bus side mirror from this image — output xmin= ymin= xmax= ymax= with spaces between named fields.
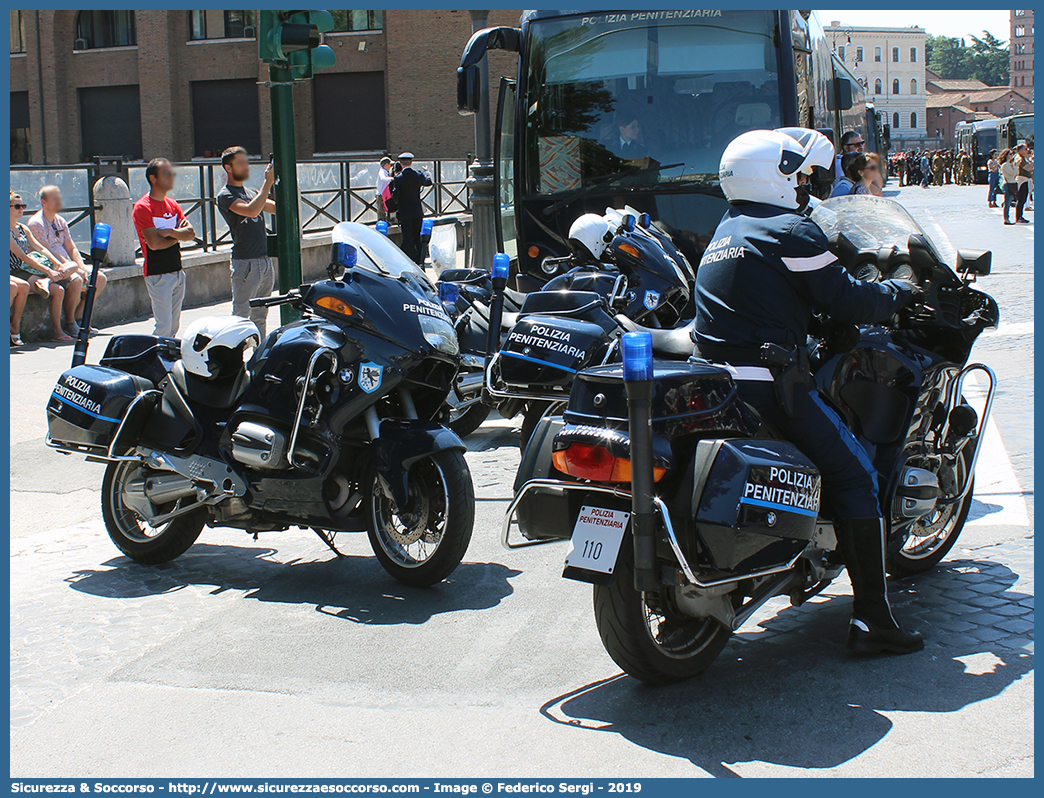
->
xmin=457 ymin=65 xmax=482 ymax=115
xmin=828 ymin=77 xmax=854 ymax=111
xmin=882 ymin=124 xmax=891 ymax=148
xmin=811 ymin=127 xmax=836 ymax=189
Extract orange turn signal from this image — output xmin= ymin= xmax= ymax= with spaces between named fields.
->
xmin=315 ymin=295 xmax=354 ymax=316
xmin=617 ymin=242 xmax=640 ymax=258
xmin=528 ymin=245 xmax=541 ymax=259
xmin=553 ymin=443 xmax=666 ymax=483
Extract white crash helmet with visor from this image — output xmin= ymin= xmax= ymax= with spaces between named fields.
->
xmin=181 ymin=316 xmax=261 ymax=379
xmin=567 ymin=213 xmax=613 ymax=263
xmin=718 ymin=128 xmax=835 ymax=211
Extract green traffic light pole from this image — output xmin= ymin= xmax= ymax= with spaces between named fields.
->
xmin=269 ymin=64 xmax=303 ymax=325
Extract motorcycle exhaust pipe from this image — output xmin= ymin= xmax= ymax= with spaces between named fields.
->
xmin=485 ymin=253 xmax=510 ymax=371
xmin=144 ymin=473 xmax=197 ymax=505
xmin=622 ymin=332 xmax=659 ymax=592
xmin=455 ymin=371 xmax=485 ymax=397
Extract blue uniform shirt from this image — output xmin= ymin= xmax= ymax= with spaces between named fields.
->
xmin=694 ymin=203 xmax=909 ymax=357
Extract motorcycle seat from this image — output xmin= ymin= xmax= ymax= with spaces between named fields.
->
xmin=471 ymin=300 xmax=519 ymax=330
xmin=616 ymin=315 xmax=697 ymax=359
xmin=503 ymin=287 xmax=528 ymax=312
xmin=170 ymin=360 xmax=252 ymax=409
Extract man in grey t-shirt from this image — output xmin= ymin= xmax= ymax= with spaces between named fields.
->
xmin=217 ymin=146 xmax=276 ymax=337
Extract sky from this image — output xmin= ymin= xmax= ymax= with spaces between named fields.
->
xmin=818 ymin=9 xmax=1012 ymax=44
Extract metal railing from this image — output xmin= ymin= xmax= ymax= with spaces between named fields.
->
xmin=10 ymin=157 xmax=471 ymax=257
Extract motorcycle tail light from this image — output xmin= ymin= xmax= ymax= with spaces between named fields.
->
xmin=315 ymin=296 xmax=354 ymax=316
xmin=552 ymin=443 xmax=665 ymax=483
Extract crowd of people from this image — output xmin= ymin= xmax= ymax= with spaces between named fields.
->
xmin=887 ymin=149 xmax=976 ymax=187
xmin=10 ymin=149 xmax=433 ymax=346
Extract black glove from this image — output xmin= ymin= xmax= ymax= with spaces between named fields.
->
xmin=883 ymin=278 xmax=923 ymax=308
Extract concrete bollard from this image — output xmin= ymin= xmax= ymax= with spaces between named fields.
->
xmin=93 ymin=176 xmax=136 ymax=267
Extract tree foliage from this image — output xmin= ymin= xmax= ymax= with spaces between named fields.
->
xmin=925 ymin=31 xmax=1010 ymax=86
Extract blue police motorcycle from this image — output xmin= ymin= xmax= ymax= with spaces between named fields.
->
xmin=505 ymin=196 xmax=999 ymax=683
xmin=46 ymin=223 xmax=474 ymax=587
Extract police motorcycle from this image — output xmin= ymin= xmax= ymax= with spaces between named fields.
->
xmin=477 ymin=209 xmax=695 ymax=445
xmin=503 ymin=194 xmax=998 ymax=684
xmin=436 ymin=207 xmax=694 ymax=439
xmin=46 ymin=222 xmax=474 ymax=587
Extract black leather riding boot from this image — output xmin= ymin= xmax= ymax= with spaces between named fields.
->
xmin=834 ymin=517 xmax=924 ymax=656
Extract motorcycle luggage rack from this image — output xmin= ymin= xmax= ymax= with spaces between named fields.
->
xmin=46 ymin=389 xmax=161 ymax=464
xmin=483 ymin=338 xmax=620 ymax=404
xmin=944 ymin=362 xmax=997 ymax=502
xmin=503 ymin=479 xmax=803 ymax=591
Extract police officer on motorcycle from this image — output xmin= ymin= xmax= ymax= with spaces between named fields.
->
xmin=693 ymin=128 xmax=924 ymax=656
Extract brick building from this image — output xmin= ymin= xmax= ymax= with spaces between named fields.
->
xmin=1010 ymin=9 xmax=1034 ymax=101
xmin=9 ymin=9 xmax=522 ymax=165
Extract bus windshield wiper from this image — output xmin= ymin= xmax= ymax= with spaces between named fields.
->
xmin=541 ymin=162 xmax=684 ymax=218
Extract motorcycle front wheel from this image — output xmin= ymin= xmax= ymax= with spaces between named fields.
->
xmin=101 ymin=461 xmax=207 ymax=564
xmin=366 ymin=449 xmax=475 ymax=587
xmin=593 ymin=548 xmax=731 ymax=685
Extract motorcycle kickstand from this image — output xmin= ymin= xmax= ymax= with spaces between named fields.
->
xmin=312 ymin=527 xmax=347 ymax=558
xmin=789 ymin=579 xmax=832 ymax=607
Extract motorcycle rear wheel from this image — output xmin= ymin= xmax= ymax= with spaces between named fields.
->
xmin=593 ymin=549 xmax=731 ymax=685
xmin=888 ymin=476 xmax=974 ymax=576
xmin=101 ymin=461 xmax=207 ymax=565
xmin=366 ymin=449 xmax=475 ymax=587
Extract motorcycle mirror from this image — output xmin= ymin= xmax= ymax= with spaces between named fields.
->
xmin=956 ymin=249 xmax=991 ymax=277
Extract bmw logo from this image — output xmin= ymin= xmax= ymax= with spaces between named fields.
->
xmin=339 ymin=367 xmax=354 ymax=384
xmin=765 ymin=512 xmax=777 ymax=527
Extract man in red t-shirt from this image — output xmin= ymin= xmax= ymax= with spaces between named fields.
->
xmin=132 ymin=158 xmax=195 ymax=337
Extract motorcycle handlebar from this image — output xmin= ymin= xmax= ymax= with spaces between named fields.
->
xmin=249 ymin=290 xmax=300 ymax=308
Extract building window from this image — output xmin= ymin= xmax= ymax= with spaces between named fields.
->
xmin=892 ymin=46 xmax=899 ymax=62
xmin=837 ymin=45 xmax=845 ymax=61
xmin=191 ymin=79 xmax=261 ymax=156
xmin=79 ymin=85 xmax=142 ymax=159
xmin=312 ymin=72 xmax=386 ymax=152
xmin=1015 ymin=25 xmax=1025 ymax=37
xmin=189 ymin=10 xmax=256 ymax=40
xmin=330 ymin=11 xmax=383 ymax=32
xmin=910 ymin=112 xmax=917 ymax=129
xmin=911 ymin=78 xmax=918 ymax=95
xmin=874 ymin=78 xmax=882 ymax=94
xmin=856 ymin=46 xmax=863 ymax=62
xmin=893 ymin=78 xmax=900 ymax=95
xmin=893 ymin=112 xmax=900 ymax=128
xmin=910 ymin=47 xmax=917 ymax=62
xmin=10 ymin=10 xmax=25 ymax=53
xmin=874 ymin=46 xmax=882 ymax=62
xmin=74 ymin=11 xmax=136 ymax=50
xmin=11 ymin=91 xmax=30 ymax=163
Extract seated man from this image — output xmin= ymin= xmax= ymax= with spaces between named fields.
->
xmin=27 ymin=185 xmax=106 ymax=334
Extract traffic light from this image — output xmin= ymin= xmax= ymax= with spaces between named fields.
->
xmin=259 ymin=10 xmax=336 ymax=78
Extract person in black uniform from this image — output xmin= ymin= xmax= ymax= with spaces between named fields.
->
xmin=693 ymin=127 xmax=923 ymax=656
xmin=390 ymin=152 xmax=433 ymax=265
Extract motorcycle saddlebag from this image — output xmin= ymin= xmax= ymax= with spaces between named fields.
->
xmin=690 ymin=438 xmax=821 ymax=575
xmin=47 ymin=365 xmax=154 ymax=455
xmin=498 ymin=313 xmax=613 ymax=391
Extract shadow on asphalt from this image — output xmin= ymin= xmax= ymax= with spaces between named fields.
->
xmin=66 ymin=542 xmax=521 ymax=626
xmin=538 ymin=558 xmax=1033 ymax=776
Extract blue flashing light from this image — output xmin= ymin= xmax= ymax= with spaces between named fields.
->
xmin=376 ymin=220 xmax=389 ymax=236
xmin=421 ymin=219 xmax=434 ymax=236
xmin=439 ymin=281 xmax=461 ymax=304
xmin=333 ymin=242 xmax=357 ymax=269
xmin=91 ymin=222 xmax=112 ymax=253
xmin=622 ymin=214 xmax=636 ymax=232
xmin=621 ymin=331 xmax=653 ymax=382
xmin=492 ymin=252 xmax=510 ymax=281
xmin=639 ymin=213 xmax=651 ymax=229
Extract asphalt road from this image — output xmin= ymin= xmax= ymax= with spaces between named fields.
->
xmin=8 ymin=184 xmax=1033 ymax=778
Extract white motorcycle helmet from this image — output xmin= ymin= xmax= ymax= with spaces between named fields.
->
xmin=718 ymin=128 xmax=835 ymax=211
xmin=181 ymin=316 xmax=260 ymax=380
xmin=567 ymin=213 xmax=612 ymax=263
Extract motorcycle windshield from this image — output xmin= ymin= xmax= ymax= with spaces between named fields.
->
xmin=331 ymin=222 xmax=432 ymax=283
xmin=810 ymin=196 xmax=956 ymax=272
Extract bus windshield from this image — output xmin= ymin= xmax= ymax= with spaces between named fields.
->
xmin=522 ymin=11 xmax=781 ymax=196
xmin=1013 ymin=116 xmax=1034 ymax=144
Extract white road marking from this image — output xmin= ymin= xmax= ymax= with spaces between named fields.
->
xmin=962 ymin=373 xmax=1030 ymax=527
xmin=983 ymin=321 xmax=1034 ymax=337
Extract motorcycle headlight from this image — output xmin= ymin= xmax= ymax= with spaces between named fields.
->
xmin=419 ymin=314 xmax=459 ymax=356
